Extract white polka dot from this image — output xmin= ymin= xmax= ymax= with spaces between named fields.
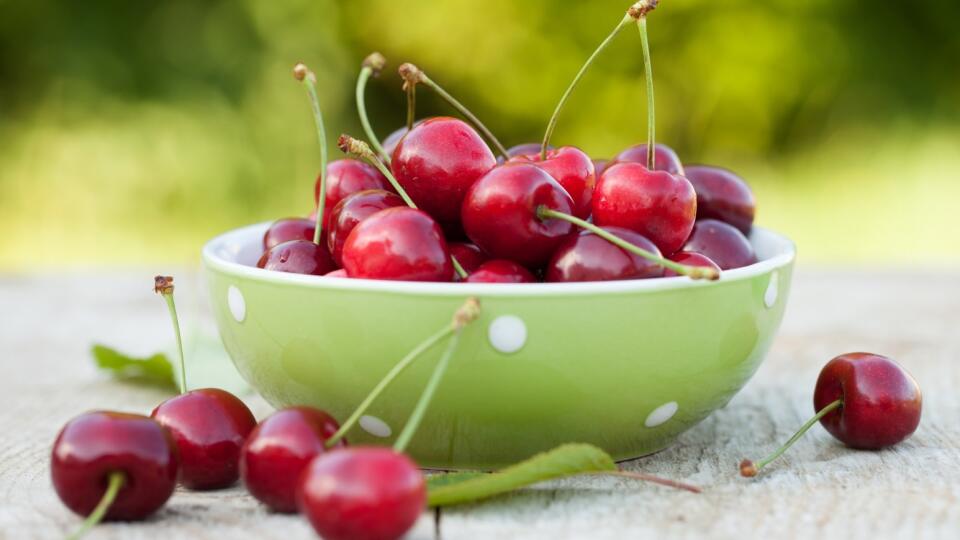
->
xmin=227 ymin=286 xmax=246 ymax=323
xmin=764 ymin=271 xmax=779 ymax=309
xmin=359 ymin=415 xmax=392 ymax=438
xmin=488 ymin=315 xmax=527 ymax=354
xmin=645 ymin=401 xmax=678 ymax=427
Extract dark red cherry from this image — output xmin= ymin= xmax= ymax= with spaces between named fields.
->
xmin=390 ymin=117 xmax=496 ymax=225
xmin=663 ymin=251 xmax=720 ymax=278
xmin=592 ymin=162 xmax=697 ymax=255
xmin=51 ymin=411 xmax=178 ymax=520
xmin=326 ymin=190 xmax=405 ymax=266
xmin=382 ymin=126 xmax=410 ymax=157
xmin=314 ymin=159 xmax=391 ymax=228
xmin=613 ymin=143 xmax=684 ymax=175
xmin=150 ymin=388 xmax=257 ymax=490
xmin=510 ymin=146 xmax=596 ymax=219
xmin=684 ymin=165 xmax=755 ymax=234
xmin=682 ymin=219 xmax=756 ymax=270
xmin=545 ymin=226 xmax=664 ymax=282
xmin=502 ymin=142 xmax=553 ymax=164
xmin=264 ymin=218 xmax=316 ymax=251
xmin=448 ymin=242 xmax=488 ymax=275
xmin=298 ymin=447 xmax=425 ymax=540
xmin=341 ymin=207 xmax=454 ymax=281
xmin=257 ymin=240 xmax=336 ymax=276
xmin=465 ymin=259 xmax=536 ymax=283
xmin=240 ymin=407 xmax=344 ymax=513
xmin=462 ymin=163 xmax=575 ymax=268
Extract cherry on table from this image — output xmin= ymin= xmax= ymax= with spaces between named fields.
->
xmin=684 ymin=165 xmax=755 ymax=234
xmin=545 ymin=226 xmax=664 ymax=282
xmin=315 ymin=159 xmax=392 ymax=228
xmin=263 ymin=218 xmax=316 ymax=251
xmin=448 ymin=242 xmax=488 ymax=275
xmin=326 ymin=189 xmax=404 ymax=266
xmin=681 ymin=219 xmax=756 ymax=270
xmin=341 ymin=207 xmax=454 ymax=281
xmin=466 ymin=259 xmax=537 ymax=283
xmin=510 ymin=146 xmax=596 ymax=219
xmin=663 ymin=252 xmax=720 ymax=278
xmin=150 ymin=388 xmax=257 ymax=490
xmin=257 ymin=240 xmax=336 ymax=276
xmin=240 ymin=406 xmax=345 ymax=513
xmin=612 ymin=143 xmax=684 ymax=175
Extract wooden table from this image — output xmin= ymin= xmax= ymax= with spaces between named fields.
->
xmin=2 ymin=269 xmax=958 ymax=539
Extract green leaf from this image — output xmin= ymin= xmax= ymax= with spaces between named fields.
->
xmin=426 ymin=471 xmax=487 ymax=490
xmin=91 ymin=344 xmax=177 ymax=390
xmin=427 ymin=443 xmax=616 ymax=507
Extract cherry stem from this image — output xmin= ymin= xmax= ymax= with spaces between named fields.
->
xmin=65 ymin=471 xmax=124 ymax=540
xmin=154 ymin=276 xmax=186 ymax=393
xmin=637 ymin=16 xmax=655 ymax=170
xmin=740 ymin=398 xmax=843 ymax=478
xmin=405 ymin=80 xmax=416 ymax=132
xmin=294 ymin=63 xmax=329 ymax=245
xmin=535 ymin=206 xmax=720 ymax=280
xmin=337 ymin=134 xmax=470 ymax=280
xmin=593 ymin=470 xmax=702 ymax=493
xmin=399 ymin=63 xmax=509 ymax=159
xmin=356 ymin=53 xmax=390 ymax=163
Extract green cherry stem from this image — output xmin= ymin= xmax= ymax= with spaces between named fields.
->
xmin=636 ymin=15 xmax=656 ymax=170
xmin=404 ymin=76 xmax=416 ymax=132
xmin=294 ymin=63 xmax=329 ymax=245
xmin=356 ymin=52 xmax=390 ymax=163
xmin=398 ymin=63 xmax=509 ymax=159
xmin=740 ymin=398 xmax=843 ymax=478
xmin=536 ymin=206 xmax=719 ymax=280
xmin=154 ymin=276 xmax=186 ymax=393
xmin=65 ymin=471 xmax=125 ymax=540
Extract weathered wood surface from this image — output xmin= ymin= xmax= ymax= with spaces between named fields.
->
xmin=1 ymin=269 xmax=958 ymax=539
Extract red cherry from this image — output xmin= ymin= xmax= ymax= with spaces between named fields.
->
xmin=326 ymin=190 xmax=405 ymax=266
xmin=240 ymin=407 xmax=345 ymax=513
xmin=502 ymin=142 xmax=553 ymax=164
xmin=341 ymin=207 xmax=454 ymax=281
xmin=448 ymin=242 xmax=488 ymax=275
xmin=663 ymin=252 xmax=720 ymax=278
xmin=314 ymin=159 xmax=391 ymax=227
xmin=545 ymin=226 xmax=664 ymax=282
xmin=382 ymin=126 xmax=410 ymax=157
xmin=150 ymin=388 xmax=257 ymax=490
xmin=593 ymin=159 xmax=609 ymax=176
xmin=466 ymin=259 xmax=537 ymax=283
xmin=326 ymin=269 xmax=348 ymax=277
xmin=684 ymin=165 xmax=755 ymax=234
xmin=510 ymin=146 xmax=596 ymax=219
xmin=263 ymin=218 xmax=316 ymax=251
xmin=257 ymin=240 xmax=336 ymax=276
xmin=298 ymin=447 xmax=425 ymax=540
xmin=612 ymin=143 xmax=684 ymax=175
xmin=51 ymin=411 xmax=178 ymax=520
xmin=462 ymin=163 xmax=575 ymax=268
xmin=390 ymin=117 xmax=496 ymax=225
xmin=681 ymin=219 xmax=756 ymax=270
xmin=592 ymin=162 xmax=697 ymax=255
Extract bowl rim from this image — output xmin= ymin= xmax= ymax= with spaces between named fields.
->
xmin=202 ymin=221 xmax=795 ymax=297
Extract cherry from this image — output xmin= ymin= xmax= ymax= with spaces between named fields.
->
xmin=507 ymin=142 xmax=551 ymax=159
xmin=326 ymin=268 xmax=348 ymax=277
xmin=592 ymin=162 xmax=697 ymax=255
xmin=298 ymin=448 xmax=425 ymax=540
xmin=240 ymin=406 xmax=345 ymax=513
xmin=593 ymin=158 xmax=609 ymax=176
xmin=684 ymin=165 xmax=756 ymax=234
xmin=257 ymin=240 xmax=336 ymax=276
xmin=448 ymin=242 xmax=488 ymax=274
xmin=545 ymin=226 xmax=664 ymax=282
xmin=741 ymin=353 xmax=921 ymax=477
xmin=510 ymin=146 xmax=597 ymax=219
xmin=466 ymin=259 xmax=537 ymax=283
xmin=682 ymin=219 xmax=756 ymax=270
xmin=314 ymin=160 xmax=391 ymax=228
xmin=390 ymin=116 xmax=496 ymax=225
xmin=341 ymin=206 xmax=454 ymax=281
xmin=51 ymin=411 xmax=178 ymax=523
xmin=263 ymin=218 xmax=316 ymax=251
xmin=663 ymin=251 xmax=720 ymax=278
xmin=326 ymin=189 xmax=404 ymax=266
xmin=612 ymin=143 xmax=684 ymax=175
xmin=382 ymin=126 xmax=410 ymax=157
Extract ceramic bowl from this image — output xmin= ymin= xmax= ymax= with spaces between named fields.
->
xmin=203 ymin=222 xmax=795 ymax=469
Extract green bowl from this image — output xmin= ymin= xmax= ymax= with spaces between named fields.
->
xmin=203 ymin=223 xmax=795 ymax=469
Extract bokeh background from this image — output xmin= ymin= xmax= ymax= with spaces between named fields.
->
xmin=2 ymin=0 xmax=958 ymax=270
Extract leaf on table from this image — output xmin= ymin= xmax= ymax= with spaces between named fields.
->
xmin=427 ymin=443 xmax=617 ymax=507
xmin=91 ymin=344 xmax=177 ymax=390
xmin=426 ymin=471 xmax=487 ymax=490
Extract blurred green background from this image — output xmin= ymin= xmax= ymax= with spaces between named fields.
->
xmin=2 ymin=0 xmax=958 ymax=270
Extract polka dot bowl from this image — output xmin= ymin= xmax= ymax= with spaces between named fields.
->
xmin=203 ymin=222 xmax=795 ymax=469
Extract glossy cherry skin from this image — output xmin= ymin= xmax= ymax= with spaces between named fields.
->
xmin=592 ymin=162 xmax=697 ymax=255
xmin=240 ymin=407 xmax=345 ymax=513
xmin=462 ymin=163 xmax=575 ymax=269
xmin=257 ymin=240 xmax=336 ymax=276
xmin=51 ymin=411 xmax=178 ymax=520
xmin=501 ymin=142 xmax=552 ymax=164
xmin=314 ymin=159 xmax=391 ymax=228
xmin=448 ymin=242 xmax=488 ymax=275
xmin=391 ymin=117 xmax=496 ymax=225
xmin=612 ymin=143 xmax=684 ymax=175
xmin=326 ymin=190 xmax=405 ymax=266
xmin=681 ymin=219 xmax=756 ymax=270
xmin=684 ymin=165 xmax=756 ymax=234
xmin=298 ymin=447 xmax=425 ymax=540
xmin=342 ymin=207 xmax=454 ymax=282
xmin=465 ymin=259 xmax=537 ymax=283
xmin=263 ymin=218 xmax=316 ymax=251
xmin=813 ymin=353 xmax=922 ymax=449
xmin=663 ymin=251 xmax=721 ymax=278
xmin=510 ymin=146 xmax=596 ymax=219
xmin=150 ymin=388 xmax=257 ymax=490
xmin=545 ymin=226 xmax=664 ymax=282
xmin=382 ymin=125 xmax=412 ymax=157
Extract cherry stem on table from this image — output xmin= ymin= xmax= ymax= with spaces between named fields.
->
xmin=535 ymin=206 xmax=720 ymax=280
xmin=593 ymin=470 xmax=702 ymax=493
xmin=154 ymin=276 xmax=186 ymax=394
xmin=295 ymin=63 xmax=329 ymax=245
xmin=637 ymin=16 xmax=656 ymax=170
xmin=65 ymin=471 xmax=125 ymax=540
xmin=356 ymin=53 xmax=390 ymax=163
xmin=740 ymin=398 xmax=843 ymax=477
